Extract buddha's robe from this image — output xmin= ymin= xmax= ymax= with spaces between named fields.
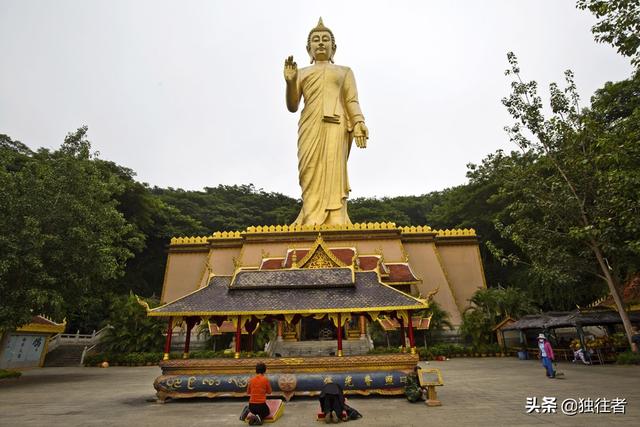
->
xmin=292 ymin=63 xmax=364 ymax=225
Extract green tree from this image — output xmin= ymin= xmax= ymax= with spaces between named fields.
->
xmin=460 ymin=287 xmax=536 ymax=348
xmin=497 ymin=53 xmax=640 ymax=350
xmin=459 ymin=309 xmax=493 ymax=349
xmin=577 ymin=0 xmax=640 ymax=67
xmin=0 ymin=129 xmax=143 ymax=331
xmin=154 ymin=184 xmax=299 ymax=231
xmin=416 ymin=300 xmax=453 ymax=347
xmin=100 ymin=293 xmax=165 ymax=353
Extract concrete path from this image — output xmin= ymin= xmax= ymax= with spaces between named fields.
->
xmin=0 ymin=358 xmax=638 ymax=426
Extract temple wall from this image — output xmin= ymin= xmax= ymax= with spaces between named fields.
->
xmin=436 ymin=243 xmax=487 ymax=314
xmin=207 ymin=247 xmax=241 ymax=276
xmin=239 ymin=242 xmax=292 ymax=267
xmin=161 ymin=251 xmax=209 ymax=304
xmin=328 ymin=239 xmax=405 ymax=262
xmin=402 ymin=241 xmax=463 ymax=325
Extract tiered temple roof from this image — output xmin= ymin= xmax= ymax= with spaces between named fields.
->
xmin=148 ymin=235 xmax=428 ymax=319
xmin=148 ymin=271 xmax=426 ymax=317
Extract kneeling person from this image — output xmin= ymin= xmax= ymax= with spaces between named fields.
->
xmin=246 ymin=362 xmax=272 ymax=425
xmin=319 ymin=380 xmax=346 ymax=423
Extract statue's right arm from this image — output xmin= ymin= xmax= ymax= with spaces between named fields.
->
xmin=284 ymin=56 xmax=301 ymax=112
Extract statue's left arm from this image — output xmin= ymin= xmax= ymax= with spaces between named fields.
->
xmin=344 ymin=69 xmax=369 ymax=148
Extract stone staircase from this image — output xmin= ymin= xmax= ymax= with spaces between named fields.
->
xmin=269 ymin=339 xmax=372 ymax=357
xmin=44 ymin=344 xmax=86 ymax=367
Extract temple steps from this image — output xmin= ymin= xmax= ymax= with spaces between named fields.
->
xmin=269 ymin=339 xmax=372 ymax=357
xmin=44 ymin=344 xmax=86 ymax=367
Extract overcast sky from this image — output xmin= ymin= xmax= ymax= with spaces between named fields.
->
xmin=0 ymin=1 xmax=633 ymax=198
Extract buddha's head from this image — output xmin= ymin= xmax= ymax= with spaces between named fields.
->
xmin=307 ymin=17 xmax=336 ymax=63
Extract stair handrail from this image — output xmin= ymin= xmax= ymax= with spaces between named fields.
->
xmin=47 ymin=333 xmax=63 ymax=353
xmin=79 ymin=325 xmax=112 ymax=365
xmin=47 ymin=325 xmax=112 ymax=356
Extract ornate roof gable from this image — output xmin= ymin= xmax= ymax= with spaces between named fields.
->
xmin=297 ymin=234 xmax=350 ymax=269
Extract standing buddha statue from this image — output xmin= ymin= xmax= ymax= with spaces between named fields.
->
xmin=284 ymin=18 xmax=369 ymax=226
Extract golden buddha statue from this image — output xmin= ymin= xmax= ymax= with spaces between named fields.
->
xmin=284 ymin=18 xmax=369 ymax=226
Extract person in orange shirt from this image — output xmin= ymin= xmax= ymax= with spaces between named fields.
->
xmin=245 ymin=362 xmax=272 ymax=425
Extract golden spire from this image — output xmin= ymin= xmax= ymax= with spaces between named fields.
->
xmin=315 ymin=17 xmax=326 ymax=31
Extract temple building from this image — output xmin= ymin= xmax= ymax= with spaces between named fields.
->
xmin=146 ymin=223 xmax=486 ymax=401
xmin=0 ymin=316 xmax=66 ymax=369
xmin=156 ymin=223 xmax=486 ymax=334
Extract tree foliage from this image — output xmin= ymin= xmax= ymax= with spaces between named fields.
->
xmin=577 ymin=0 xmax=640 ymax=67
xmin=0 ymin=129 xmax=143 ymax=331
xmin=460 ymin=287 xmax=536 ymax=348
xmin=99 ymin=293 xmax=165 ymax=354
xmin=154 ymin=184 xmax=299 ymax=231
xmin=495 ymin=53 xmax=640 ymax=347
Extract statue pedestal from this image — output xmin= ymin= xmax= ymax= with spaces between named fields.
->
xmin=154 ymin=353 xmax=419 ymax=402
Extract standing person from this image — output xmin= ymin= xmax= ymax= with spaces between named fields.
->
xmin=632 ymin=327 xmax=640 ymax=352
xmin=246 ymin=362 xmax=272 ymax=425
xmin=537 ymin=333 xmax=556 ymax=378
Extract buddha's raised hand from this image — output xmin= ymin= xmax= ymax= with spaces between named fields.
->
xmin=284 ymin=56 xmax=297 ymax=82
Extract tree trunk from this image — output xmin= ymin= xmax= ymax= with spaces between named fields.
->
xmin=591 ymin=241 xmax=638 ymax=352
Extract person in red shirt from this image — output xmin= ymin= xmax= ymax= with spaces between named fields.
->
xmin=246 ymin=362 xmax=272 ymax=425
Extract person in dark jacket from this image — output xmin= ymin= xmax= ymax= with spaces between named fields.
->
xmin=632 ymin=327 xmax=640 ymax=351
xmin=319 ymin=380 xmax=345 ymax=423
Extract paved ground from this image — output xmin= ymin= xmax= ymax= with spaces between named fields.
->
xmin=0 ymin=358 xmax=638 ymax=426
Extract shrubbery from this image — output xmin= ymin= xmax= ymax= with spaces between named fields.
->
xmin=367 ymin=347 xmax=403 ymax=355
xmin=616 ymin=351 xmax=640 ymax=365
xmin=84 ymin=350 xmax=269 ymax=366
xmin=0 ymin=369 xmax=22 ymax=379
xmin=369 ymin=343 xmax=507 ymax=360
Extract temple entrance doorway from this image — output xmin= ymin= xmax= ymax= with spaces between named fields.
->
xmin=300 ymin=318 xmax=335 ymax=340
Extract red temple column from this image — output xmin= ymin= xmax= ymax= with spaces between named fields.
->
xmin=359 ymin=315 xmax=366 ymax=339
xmin=183 ymin=317 xmax=196 ymax=359
xmin=277 ymin=320 xmax=283 ymax=341
xmin=337 ymin=313 xmax=343 ymax=357
xmin=399 ymin=317 xmax=406 ymax=353
xmin=163 ymin=317 xmax=173 ymax=360
xmin=407 ymin=311 xmax=416 ymax=354
xmin=235 ymin=316 xmax=242 ymax=359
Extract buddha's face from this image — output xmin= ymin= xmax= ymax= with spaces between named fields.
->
xmin=308 ymin=30 xmax=334 ymax=62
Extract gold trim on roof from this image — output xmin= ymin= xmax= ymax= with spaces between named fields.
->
xmin=400 ymin=225 xmax=433 ymax=234
xmin=434 ymin=228 xmax=476 ymax=237
xmin=399 ymin=226 xmax=477 ymax=237
xmin=16 ymin=316 xmax=67 ymax=334
xmin=147 ymin=303 xmax=429 ymax=318
xmin=246 ymin=222 xmax=397 ymax=234
xmin=169 ymin=224 xmax=477 ymax=247
xmin=170 ymin=236 xmax=210 ymax=245
xmin=211 ymin=231 xmax=242 ymax=239
xmin=296 ymin=234 xmax=348 ymax=269
xmin=136 ymin=295 xmax=151 ymax=311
